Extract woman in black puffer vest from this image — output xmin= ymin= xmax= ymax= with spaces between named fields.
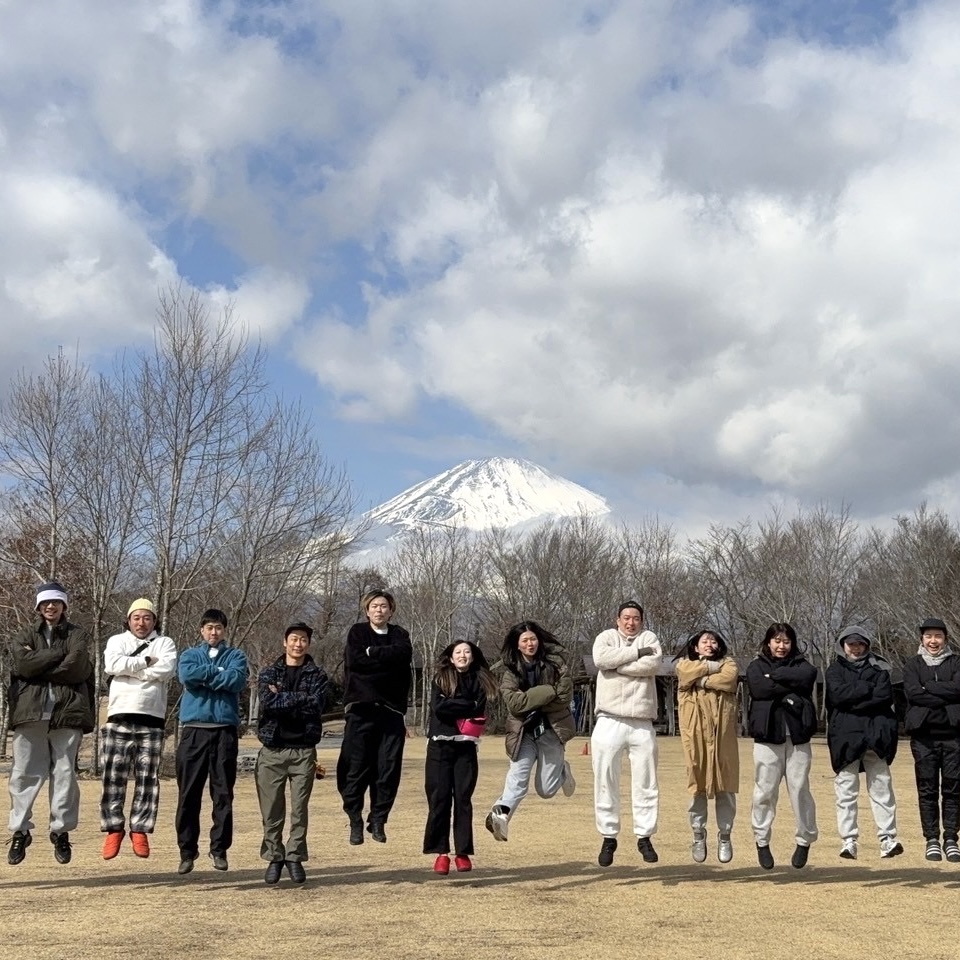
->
xmin=746 ymin=622 xmax=818 ymax=870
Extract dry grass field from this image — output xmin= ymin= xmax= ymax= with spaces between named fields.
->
xmin=1 ymin=736 xmax=956 ymax=960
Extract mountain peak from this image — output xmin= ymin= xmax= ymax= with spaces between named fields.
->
xmin=365 ymin=456 xmax=610 ymax=533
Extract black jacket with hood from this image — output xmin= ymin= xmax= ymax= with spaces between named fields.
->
xmin=825 ymin=626 xmax=898 ymax=773
xmin=9 ymin=618 xmax=95 ymax=732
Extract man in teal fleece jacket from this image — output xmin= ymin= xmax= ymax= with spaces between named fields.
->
xmin=174 ymin=608 xmax=248 ymax=875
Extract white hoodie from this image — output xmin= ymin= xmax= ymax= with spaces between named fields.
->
xmin=104 ymin=630 xmax=178 ymax=719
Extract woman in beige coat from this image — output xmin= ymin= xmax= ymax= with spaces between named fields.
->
xmin=675 ymin=629 xmax=740 ymax=864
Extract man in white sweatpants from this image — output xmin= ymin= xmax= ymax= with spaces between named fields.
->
xmin=591 ymin=600 xmax=662 ymax=867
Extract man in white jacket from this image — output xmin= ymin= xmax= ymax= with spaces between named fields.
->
xmin=99 ymin=599 xmax=177 ymax=860
xmin=591 ymin=600 xmax=663 ymax=867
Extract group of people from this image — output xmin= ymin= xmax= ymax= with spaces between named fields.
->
xmin=597 ymin=603 xmax=960 ymax=871
xmin=7 ymin=581 xmax=960 ymax=880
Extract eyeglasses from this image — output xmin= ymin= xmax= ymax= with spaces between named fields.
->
xmin=39 ymin=601 xmax=62 ymax=607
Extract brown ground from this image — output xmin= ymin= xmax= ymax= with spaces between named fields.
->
xmin=0 ymin=737 xmax=955 ymax=960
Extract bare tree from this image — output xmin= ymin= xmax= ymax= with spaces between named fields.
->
xmin=0 ymin=350 xmax=88 ymax=582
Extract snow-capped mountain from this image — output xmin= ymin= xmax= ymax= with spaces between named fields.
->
xmin=350 ymin=457 xmax=611 ymax=564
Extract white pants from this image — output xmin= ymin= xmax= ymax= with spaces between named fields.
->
xmin=689 ymin=791 xmax=737 ymax=835
xmin=592 ymin=715 xmax=658 ymax=838
xmin=834 ymin=751 xmax=898 ymax=841
xmin=496 ymin=730 xmax=565 ymax=816
xmin=752 ymin=739 xmax=818 ymax=847
xmin=8 ymin=720 xmax=83 ymax=833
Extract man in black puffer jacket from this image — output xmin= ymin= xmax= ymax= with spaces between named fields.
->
xmin=903 ymin=617 xmax=960 ymax=863
xmin=825 ymin=625 xmax=902 ymax=861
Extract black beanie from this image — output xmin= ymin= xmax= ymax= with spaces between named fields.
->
xmin=920 ymin=617 xmax=948 ymax=635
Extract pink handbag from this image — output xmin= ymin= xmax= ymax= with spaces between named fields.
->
xmin=456 ymin=717 xmax=487 ymax=738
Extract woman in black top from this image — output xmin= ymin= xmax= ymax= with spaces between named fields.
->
xmin=746 ymin=622 xmax=818 ymax=870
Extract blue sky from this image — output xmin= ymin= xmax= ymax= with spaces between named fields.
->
xmin=2 ymin=0 xmax=958 ymax=534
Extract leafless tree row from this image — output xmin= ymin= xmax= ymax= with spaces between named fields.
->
xmin=0 ymin=288 xmax=356 ymax=759
xmin=378 ymin=502 xmax=960 ymax=732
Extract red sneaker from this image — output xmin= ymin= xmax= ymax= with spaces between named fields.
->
xmin=131 ymin=832 xmax=150 ymax=858
xmin=102 ymin=831 xmax=125 ymax=860
xmin=454 ymin=855 xmax=472 ymax=872
xmin=433 ymin=855 xmax=450 ymax=875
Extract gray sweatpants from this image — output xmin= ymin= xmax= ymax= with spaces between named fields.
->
xmin=8 ymin=720 xmax=83 ymax=834
xmin=689 ymin=791 xmax=737 ymax=835
xmin=834 ymin=750 xmax=898 ymax=842
xmin=496 ymin=730 xmax=566 ymax=818
xmin=751 ymin=739 xmax=818 ymax=847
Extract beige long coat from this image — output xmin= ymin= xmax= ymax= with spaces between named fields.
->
xmin=675 ymin=656 xmax=740 ymax=797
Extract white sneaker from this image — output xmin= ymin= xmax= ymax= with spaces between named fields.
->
xmin=485 ymin=808 xmax=509 ymax=842
xmin=718 ymin=833 xmax=733 ymax=863
xmin=839 ymin=839 xmax=857 ymax=860
xmin=561 ymin=761 xmax=576 ymax=797
xmin=691 ymin=830 xmax=707 ymax=863
xmin=880 ymin=837 xmax=904 ymax=858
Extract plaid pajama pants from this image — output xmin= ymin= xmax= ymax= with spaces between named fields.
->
xmin=100 ymin=721 xmax=165 ymax=833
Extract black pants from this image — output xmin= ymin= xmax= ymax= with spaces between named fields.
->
xmin=336 ymin=705 xmax=406 ymax=825
xmin=175 ymin=726 xmax=239 ymax=857
xmin=911 ymin=736 xmax=960 ymax=842
xmin=423 ymin=739 xmax=478 ymax=856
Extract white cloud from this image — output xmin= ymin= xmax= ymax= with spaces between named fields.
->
xmin=297 ymin=1 xmax=960 ymax=515
xmin=2 ymin=0 xmax=960 ymax=522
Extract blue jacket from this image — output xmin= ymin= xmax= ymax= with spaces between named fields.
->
xmin=178 ymin=642 xmax=249 ymax=726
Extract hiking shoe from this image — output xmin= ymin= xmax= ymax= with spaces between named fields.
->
xmin=368 ymin=822 xmax=387 ymax=843
xmin=598 ymin=837 xmax=617 ymax=867
xmin=264 ymin=861 xmax=283 ymax=885
xmin=209 ymin=851 xmax=229 ymax=871
xmin=131 ymin=832 xmax=150 ymax=858
xmin=880 ymin=837 xmax=904 ymax=858
xmin=839 ymin=839 xmax=857 ymax=860
xmin=718 ymin=833 xmax=733 ymax=864
xmin=945 ymin=841 xmax=960 ymax=863
xmin=433 ymin=854 xmax=450 ymax=875
xmin=285 ymin=860 xmax=306 ymax=884
xmin=485 ymin=807 xmax=509 ymax=842
xmin=454 ymin=855 xmax=472 ymax=872
xmin=102 ymin=830 xmax=125 ymax=860
xmin=7 ymin=831 xmax=32 ymax=865
xmin=756 ymin=843 xmax=774 ymax=870
xmin=51 ymin=832 xmax=72 ymax=865
xmin=561 ymin=761 xmax=577 ymax=797
xmin=177 ymin=855 xmax=196 ymax=875
xmin=691 ymin=830 xmax=707 ymax=863
xmin=791 ymin=844 xmax=810 ymax=869
xmin=637 ymin=837 xmax=659 ymax=863
xmin=349 ymin=818 xmax=364 ymax=845
xmin=925 ymin=839 xmax=943 ymax=862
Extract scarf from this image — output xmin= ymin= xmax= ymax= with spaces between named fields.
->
xmin=919 ymin=644 xmax=953 ymax=667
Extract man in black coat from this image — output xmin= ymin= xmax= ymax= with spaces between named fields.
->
xmin=902 ymin=616 xmax=960 ymax=862
xmin=335 ymin=590 xmax=412 ymax=845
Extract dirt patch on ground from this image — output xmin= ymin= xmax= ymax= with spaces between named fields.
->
xmin=0 ymin=737 xmax=955 ymax=960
